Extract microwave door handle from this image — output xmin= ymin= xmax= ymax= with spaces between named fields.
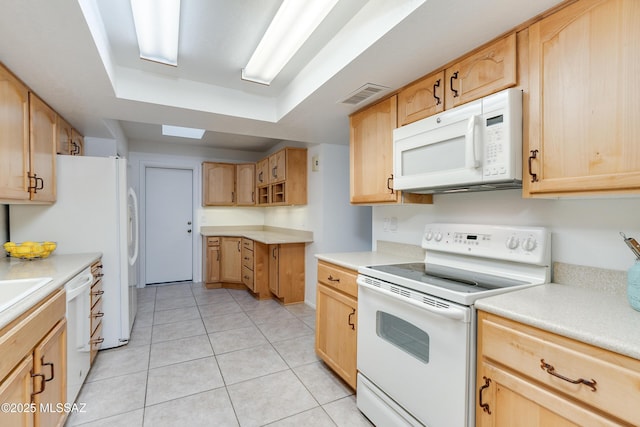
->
xmin=465 ymin=115 xmax=481 ymax=169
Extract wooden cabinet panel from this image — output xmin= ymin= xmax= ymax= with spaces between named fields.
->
xmin=235 ymin=163 xmax=255 ymax=206
xmin=268 ymin=243 xmax=305 ymax=304
xmin=317 ymin=261 xmax=358 ymax=298
xmin=220 ymin=237 xmax=241 ymax=283
xmin=28 ymin=93 xmax=57 ymax=203
xmin=0 ymin=356 xmax=34 ymax=427
xmin=256 ymin=157 xmax=269 ymax=187
xmin=268 ymin=245 xmax=279 ymax=296
xmin=526 ymin=0 xmax=640 ymax=196
xmin=269 ymin=149 xmax=286 ymax=183
xmin=202 ymin=162 xmax=235 ymax=206
xmin=0 ymin=63 xmax=29 ymax=201
xmin=90 ymin=259 xmax=104 ymax=363
xmin=445 ymin=33 xmax=517 ymax=109
xmin=397 ymin=71 xmax=445 ymax=126
xmin=33 ymin=319 xmax=66 ymax=427
xmin=56 ymin=116 xmax=72 ymax=155
xmin=205 ymin=245 xmax=220 ymax=284
xmin=477 ymin=311 xmax=640 ymax=426
xmin=315 ymin=283 xmax=357 ymax=389
xmin=350 ymin=96 xmax=398 ymax=204
xmin=70 ymin=129 xmax=84 ymax=156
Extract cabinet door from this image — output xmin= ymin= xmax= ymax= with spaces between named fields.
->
xmin=202 ymin=162 xmax=235 ymax=206
xmin=206 ymin=245 xmax=220 ymax=283
xmin=28 ymin=93 xmax=57 ymax=203
xmin=220 ymin=237 xmax=241 ymax=283
xmin=350 ymin=96 xmax=399 ymax=204
xmin=397 ymin=71 xmax=445 ymax=126
xmin=268 ymin=245 xmax=279 ymax=296
xmin=0 ymin=356 xmax=34 ymax=427
xmin=526 ymin=0 xmax=640 ymax=196
xmin=445 ymin=33 xmax=517 ymax=109
xmin=315 ymin=284 xmax=357 ymax=389
xmin=0 ymin=64 xmax=30 ymax=201
xmin=55 ymin=116 xmax=72 ymax=155
xmin=235 ymin=163 xmax=255 ymax=206
xmin=256 ymin=158 xmax=269 ymax=187
xmin=477 ymin=362 xmax=616 ymax=427
xmin=33 ymin=319 xmax=66 ymax=427
xmin=269 ymin=150 xmax=286 ymax=183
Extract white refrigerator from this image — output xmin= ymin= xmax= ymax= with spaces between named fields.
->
xmin=10 ymin=155 xmax=139 ymax=349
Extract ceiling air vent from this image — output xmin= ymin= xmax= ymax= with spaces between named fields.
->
xmin=339 ymin=83 xmax=389 ymax=105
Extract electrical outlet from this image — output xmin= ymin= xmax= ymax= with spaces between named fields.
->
xmin=383 ymin=217 xmax=390 ymax=231
xmin=390 ymin=217 xmax=398 ymax=232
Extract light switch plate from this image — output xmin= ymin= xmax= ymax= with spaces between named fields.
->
xmin=312 ymin=155 xmax=320 ymax=171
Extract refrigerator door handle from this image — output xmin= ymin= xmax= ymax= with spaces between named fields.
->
xmin=128 ymin=187 xmax=139 ymax=266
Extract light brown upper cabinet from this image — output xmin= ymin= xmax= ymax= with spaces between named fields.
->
xmin=397 ymin=71 xmax=445 ymax=127
xmin=525 ymin=0 xmax=640 ymax=197
xmin=202 ymin=162 xmax=255 ymax=206
xmin=444 ymin=33 xmax=517 ymax=109
xmin=56 ymin=115 xmax=72 ymax=155
xmin=263 ymin=147 xmax=307 ymax=206
xmin=350 ymin=96 xmax=432 ymax=205
xmin=27 ymin=93 xmax=57 ymax=203
xmin=256 ymin=157 xmax=269 ymax=187
xmin=70 ymin=128 xmax=84 ymax=156
xmin=397 ymin=33 xmax=517 ymax=127
xmin=235 ymin=163 xmax=255 ymax=206
xmin=202 ymin=162 xmax=235 ymax=205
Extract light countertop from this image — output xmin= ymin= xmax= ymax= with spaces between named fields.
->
xmin=0 ymin=253 xmax=101 ymax=330
xmin=475 ymin=283 xmax=640 ymax=360
xmin=200 ymin=226 xmax=313 ymax=244
xmin=315 ymin=251 xmax=422 ymax=271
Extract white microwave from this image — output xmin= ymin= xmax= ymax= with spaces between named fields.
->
xmin=393 ymin=88 xmax=522 ymax=193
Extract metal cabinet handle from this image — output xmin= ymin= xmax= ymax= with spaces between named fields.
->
xmin=386 ymin=174 xmax=394 ymax=194
xmin=92 ymin=290 xmax=104 ymax=296
xmin=258 ymin=171 xmax=263 ymax=182
xmin=348 ymin=308 xmax=356 ymax=330
xmin=231 ymin=191 xmax=235 ymax=203
xmin=327 ymin=275 xmax=340 ymax=283
xmin=31 ymin=372 xmax=46 ymax=398
xmin=528 ymin=149 xmax=539 ymax=183
xmin=540 ymin=359 xmax=597 ymax=392
xmin=450 ymin=71 xmax=459 ymax=98
xmin=41 ymin=358 xmax=54 ymax=382
xmin=272 ymin=247 xmax=277 ymax=258
xmin=237 ymin=241 xmax=241 ymax=252
xmin=479 ymin=376 xmax=491 ymax=414
xmin=90 ymin=337 xmax=104 ymax=345
xmin=27 ymin=173 xmax=44 ymax=193
xmin=252 ymin=191 xmax=255 ymax=202
xmin=92 ymin=312 xmax=104 ymax=319
xmin=272 ymin=166 xmax=277 ymax=178
xmin=216 ymin=251 xmax=220 ymax=261
xmin=433 ymin=79 xmax=441 ymax=105
xmin=244 ymin=275 xmax=250 ymax=280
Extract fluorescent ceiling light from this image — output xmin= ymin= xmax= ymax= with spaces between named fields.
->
xmin=242 ymin=0 xmax=340 ymax=85
xmin=130 ymin=0 xmax=180 ymax=66
xmin=162 ymin=125 xmax=206 ymax=139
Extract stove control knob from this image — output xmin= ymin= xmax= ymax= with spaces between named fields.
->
xmin=505 ymin=235 xmax=519 ymax=250
xmin=425 ymin=231 xmax=434 ymax=241
xmin=434 ymin=232 xmax=443 ymax=242
xmin=522 ymin=237 xmax=537 ymax=252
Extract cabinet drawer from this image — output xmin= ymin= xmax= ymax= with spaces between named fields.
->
xmin=242 ymin=248 xmax=254 ymax=269
xmin=242 ymin=265 xmax=254 ymax=288
xmin=90 ymin=298 xmax=104 ymax=335
xmin=90 ymin=321 xmax=103 ymax=364
xmin=242 ymin=238 xmax=254 ymax=251
xmin=91 ymin=278 xmax=103 ymax=308
xmin=480 ymin=312 xmax=640 ymax=426
xmin=207 ymin=237 xmax=220 ymax=246
xmin=317 ymin=261 xmax=357 ymax=298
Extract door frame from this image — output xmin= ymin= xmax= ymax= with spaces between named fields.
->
xmin=137 ymin=160 xmax=201 ymax=287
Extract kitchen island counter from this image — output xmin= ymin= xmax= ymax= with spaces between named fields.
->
xmin=476 ymin=282 xmax=640 ymax=360
xmin=0 ymin=252 xmax=101 ymax=330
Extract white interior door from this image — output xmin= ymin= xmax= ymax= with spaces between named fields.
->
xmin=145 ymin=167 xmax=193 ymax=284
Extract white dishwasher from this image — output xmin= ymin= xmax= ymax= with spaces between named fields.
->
xmin=65 ymin=267 xmax=93 ymax=403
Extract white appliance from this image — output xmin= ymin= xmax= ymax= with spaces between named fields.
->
xmin=357 ymin=223 xmax=550 ymax=427
xmin=10 ymin=155 xmax=139 ymax=349
xmin=65 ymin=267 xmax=93 ymax=403
xmin=393 ymin=88 xmax=522 ymax=193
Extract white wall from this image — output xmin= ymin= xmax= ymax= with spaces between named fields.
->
xmin=373 ymin=189 xmax=640 ymax=274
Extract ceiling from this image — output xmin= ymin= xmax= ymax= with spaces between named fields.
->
xmin=0 ymin=0 xmax=563 ymax=154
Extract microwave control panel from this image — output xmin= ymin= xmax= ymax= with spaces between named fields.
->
xmin=481 ymin=89 xmax=522 ymax=181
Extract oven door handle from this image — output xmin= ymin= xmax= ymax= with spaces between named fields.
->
xmin=357 ymin=278 xmax=470 ymax=322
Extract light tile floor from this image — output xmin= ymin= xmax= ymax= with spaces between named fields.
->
xmin=65 ymin=282 xmax=373 ymax=427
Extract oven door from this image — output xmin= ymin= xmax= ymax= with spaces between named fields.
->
xmin=357 ymin=276 xmax=473 ymax=427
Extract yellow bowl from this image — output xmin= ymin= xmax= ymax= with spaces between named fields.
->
xmin=3 ymin=241 xmax=57 ymax=260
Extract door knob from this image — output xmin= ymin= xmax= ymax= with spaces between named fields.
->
xmin=187 ymin=221 xmax=192 ymax=225
xmin=187 ymin=229 xmax=192 ymax=233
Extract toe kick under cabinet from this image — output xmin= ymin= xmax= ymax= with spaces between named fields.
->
xmin=477 ymin=311 xmax=640 ymax=427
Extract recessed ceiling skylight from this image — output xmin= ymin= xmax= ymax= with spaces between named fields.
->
xmin=162 ymin=125 xmax=206 ymax=139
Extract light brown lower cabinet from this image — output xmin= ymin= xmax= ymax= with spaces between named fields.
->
xmin=241 ymin=239 xmax=271 ymax=299
xmin=268 ymin=243 xmax=305 ymax=304
xmin=477 ymin=311 xmax=640 ymax=427
xmin=315 ymin=260 xmax=358 ymax=389
xmin=90 ymin=259 xmax=104 ymax=363
xmin=0 ymin=290 xmax=67 ymax=427
xmin=220 ymin=237 xmax=242 ymax=283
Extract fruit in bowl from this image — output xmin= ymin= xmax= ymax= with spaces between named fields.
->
xmin=3 ymin=241 xmax=57 ymax=259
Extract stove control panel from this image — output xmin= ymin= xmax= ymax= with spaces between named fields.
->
xmin=422 ymin=223 xmax=550 ymax=265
